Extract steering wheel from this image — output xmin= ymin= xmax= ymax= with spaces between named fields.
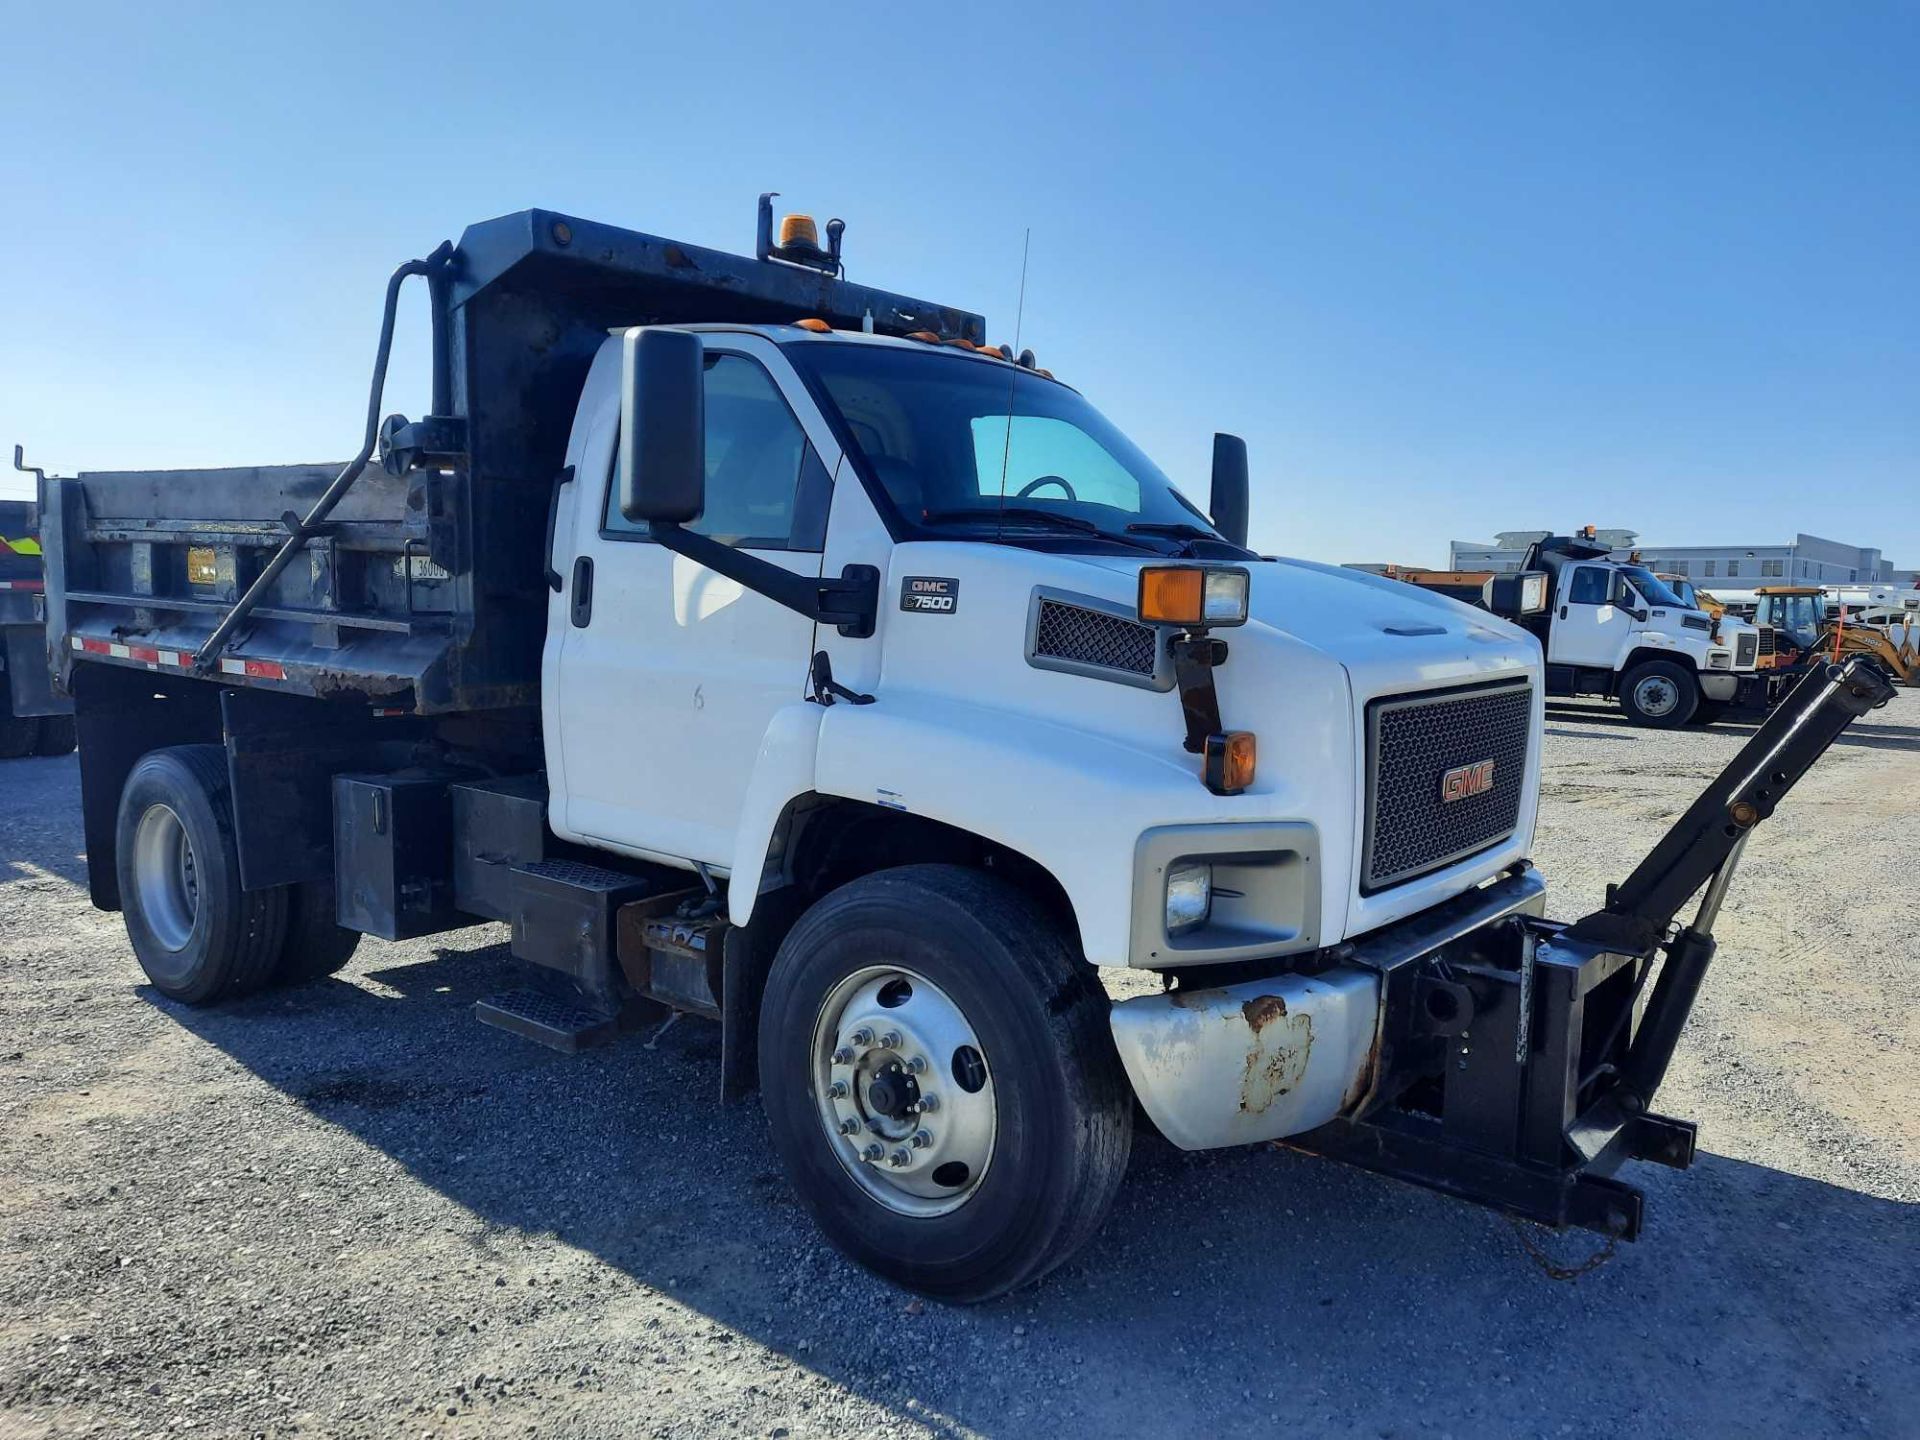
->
xmin=1015 ymin=474 xmax=1077 ymax=501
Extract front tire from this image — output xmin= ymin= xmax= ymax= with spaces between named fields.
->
xmin=115 ymin=745 xmax=288 ymax=1004
xmin=1619 ymin=660 xmax=1699 ymax=728
xmin=758 ymin=865 xmax=1132 ymax=1303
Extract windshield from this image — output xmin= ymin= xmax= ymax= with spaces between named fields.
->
xmin=1620 ymin=566 xmax=1689 ymax=609
xmin=787 ymin=342 xmax=1231 ymax=551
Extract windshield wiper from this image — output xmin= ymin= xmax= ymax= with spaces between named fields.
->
xmin=920 ymin=508 xmax=1164 ymax=552
xmin=1123 ymin=520 xmax=1233 ymax=557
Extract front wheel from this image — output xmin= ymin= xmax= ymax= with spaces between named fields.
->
xmin=758 ymin=865 xmax=1132 ymax=1303
xmin=1619 ymin=660 xmax=1699 ymax=728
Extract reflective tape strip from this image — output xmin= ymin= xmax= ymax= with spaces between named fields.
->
xmin=0 ymin=537 xmax=40 ymax=556
xmin=69 ymin=636 xmax=281 ymax=680
xmin=0 ymin=580 xmax=45 ymax=592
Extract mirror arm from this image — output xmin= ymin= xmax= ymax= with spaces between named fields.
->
xmin=648 ymin=523 xmax=878 ymax=638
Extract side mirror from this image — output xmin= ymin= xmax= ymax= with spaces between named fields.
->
xmin=618 ymin=328 xmax=706 ymax=525
xmin=1209 ymin=433 xmax=1249 ymax=549
xmin=1484 ymin=570 xmax=1549 ymax=617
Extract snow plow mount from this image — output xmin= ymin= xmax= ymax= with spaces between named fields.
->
xmin=1290 ymin=658 xmax=1895 ymax=1241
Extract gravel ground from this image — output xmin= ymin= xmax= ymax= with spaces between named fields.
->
xmin=1 ymin=694 xmax=1916 ymax=1439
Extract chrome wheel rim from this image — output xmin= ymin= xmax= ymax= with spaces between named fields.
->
xmin=132 ymin=804 xmax=199 ymax=952
xmin=810 ymin=966 xmax=996 ymax=1217
xmin=1633 ymin=675 xmax=1679 ymax=717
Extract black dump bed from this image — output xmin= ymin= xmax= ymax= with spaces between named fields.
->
xmin=44 ymin=208 xmax=984 ymax=713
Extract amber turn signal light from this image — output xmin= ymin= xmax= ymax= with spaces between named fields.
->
xmin=1203 ymin=731 xmax=1257 ymax=796
xmin=1138 ymin=567 xmax=1206 ymax=626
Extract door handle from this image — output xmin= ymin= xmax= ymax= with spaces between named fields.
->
xmin=570 ymin=556 xmax=594 ymax=628
xmin=1559 ymin=605 xmax=1568 ymax=620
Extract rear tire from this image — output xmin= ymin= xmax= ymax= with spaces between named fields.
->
xmin=33 ymin=715 xmax=76 ymax=757
xmin=0 ymin=715 xmax=36 ymax=759
xmin=758 ymin=864 xmax=1132 ymax=1303
xmin=1619 ymin=660 xmax=1699 ymax=728
xmin=275 ymin=875 xmax=362 ymax=984
xmin=115 ymin=745 xmax=288 ymax=1005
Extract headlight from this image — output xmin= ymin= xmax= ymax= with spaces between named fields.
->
xmin=1708 ymin=650 xmax=1731 ymax=669
xmin=1166 ymin=863 xmax=1213 ymax=936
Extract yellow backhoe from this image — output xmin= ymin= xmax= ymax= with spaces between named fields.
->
xmin=1753 ymin=586 xmax=1920 ymax=687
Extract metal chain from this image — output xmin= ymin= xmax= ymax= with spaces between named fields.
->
xmin=1507 ymin=1216 xmax=1618 ymax=1281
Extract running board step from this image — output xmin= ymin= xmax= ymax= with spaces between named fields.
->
xmin=474 ymin=988 xmax=625 ymax=1054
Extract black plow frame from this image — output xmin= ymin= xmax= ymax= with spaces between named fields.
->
xmin=1291 ymin=658 xmax=1895 ymax=1241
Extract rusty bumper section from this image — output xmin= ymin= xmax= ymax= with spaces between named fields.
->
xmin=1109 ymin=869 xmax=1547 ymax=1151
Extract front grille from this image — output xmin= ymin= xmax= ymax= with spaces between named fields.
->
xmin=1758 ymin=626 xmax=1777 ymax=658
xmin=1735 ymin=631 xmax=1758 ymax=668
xmin=1363 ymin=681 xmax=1531 ymax=893
xmin=1031 ymin=597 xmax=1158 ymax=678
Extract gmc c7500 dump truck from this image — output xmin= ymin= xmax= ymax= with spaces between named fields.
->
xmin=35 ymin=198 xmax=1893 ymax=1300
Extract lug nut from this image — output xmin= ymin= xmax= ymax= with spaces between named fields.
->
xmin=850 ymin=1027 xmax=875 ymax=1047
xmin=839 ymin=1117 xmax=861 ymax=1136
xmin=911 ymin=1129 xmax=933 ymax=1149
xmin=831 ymin=1046 xmax=855 ymax=1065
xmin=881 ymin=1031 xmax=903 ymax=1050
xmin=888 ymin=1148 xmax=912 ymax=1167
xmin=827 ymin=1080 xmax=848 ymax=1099
xmin=862 ymin=1143 xmax=884 ymax=1162
xmin=918 ymin=1094 xmax=940 ymax=1113
xmin=905 ymin=1055 xmax=928 ymax=1074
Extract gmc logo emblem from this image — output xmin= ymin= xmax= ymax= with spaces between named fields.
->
xmin=1440 ymin=760 xmax=1496 ymax=804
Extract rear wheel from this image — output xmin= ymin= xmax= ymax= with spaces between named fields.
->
xmin=115 ymin=745 xmax=288 ymax=1004
xmin=1619 ymin=660 xmax=1699 ymax=729
xmin=758 ymin=864 xmax=1132 ymax=1303
xmin=275 ymin=875 xmax=361 ymax=984
xmin=0 ymin=715 xmax=36 ymax=759
xmin=33 ymin=715 xmax=76 ymax=757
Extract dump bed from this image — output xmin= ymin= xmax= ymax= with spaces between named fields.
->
xmin=44 ymin=206 xmax=984 ymax=713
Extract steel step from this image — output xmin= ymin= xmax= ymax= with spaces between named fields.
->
xmin=474 ymin=988 xmax=625 ymax=1054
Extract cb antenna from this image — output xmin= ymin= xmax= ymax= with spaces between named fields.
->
xmin=994 ymin=227 xmax=1032 ymax=542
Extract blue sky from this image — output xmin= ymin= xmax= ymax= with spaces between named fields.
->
xmin=2 ymin=2 xmax=1914 ymax=569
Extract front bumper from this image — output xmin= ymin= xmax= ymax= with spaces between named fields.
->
xmin=1109 ymin=868 xmax=1548 ymax=1150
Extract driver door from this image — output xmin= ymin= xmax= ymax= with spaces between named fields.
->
xmin=1550 ymin=564 xmax=1630 ymax=667
xmin=551 ymin=336 xmax=836 ymax=868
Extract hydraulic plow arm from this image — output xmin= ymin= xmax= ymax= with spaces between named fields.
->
xmin=1292 ymin=658 xmax=1894 ymax=1241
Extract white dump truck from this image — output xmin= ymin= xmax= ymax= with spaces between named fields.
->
xmin=35 ymin=198 xmax=1889 ymax=1300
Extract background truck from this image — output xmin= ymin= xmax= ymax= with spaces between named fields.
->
xmin=1398 ymin=535 xmax=1768 ymax=727
xmin=0 ymin=472 xmax=75 ymax=758
xmin=34 ymin=198 xmax=1891 ymax=1301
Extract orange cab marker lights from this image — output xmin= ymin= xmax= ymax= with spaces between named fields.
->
xmin=1206 ymin=731 xmax=1257 ymax=796
xmin=794 ymin=318 xmax=832 ymax=333
xmin=1138 ymin=567 xmax=1207 ymax=626
xmin=905 ymin=330 xmax=941 ymax=343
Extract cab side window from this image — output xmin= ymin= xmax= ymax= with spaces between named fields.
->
xmin=606 ymin=352 xmax=829 ymax=551
xmin=1567 ymin=566 xmax=1610 ymax=605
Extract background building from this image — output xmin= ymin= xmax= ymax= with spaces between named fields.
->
xmin=1447 ymin=530 xmax=1910 ymax=586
